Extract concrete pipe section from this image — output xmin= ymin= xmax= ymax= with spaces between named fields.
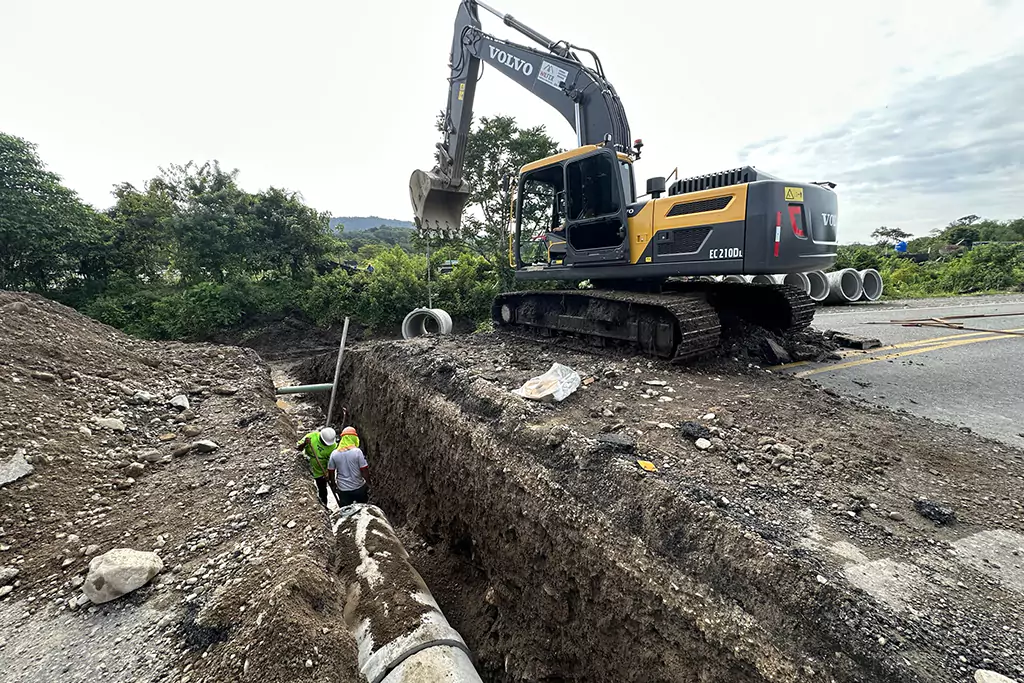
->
xmin=748 ymin=274 xmax=776 ymax=285
xmin=333 ymin=504 xmax=483 ymax=683
xmin=719 ymin=274 xmax=747 ymax=283
xmin=824 ymin=268 xmax=865 ymax=304
xmin=805 ymin=270 xmax=831 ymax=302
xmin=773 ymin=272 xmax=811 ymax=294
xmin=401 ymin=307 xmax=454 ymax=340
xmin=858 ymin=268 xmax=884 ymax=302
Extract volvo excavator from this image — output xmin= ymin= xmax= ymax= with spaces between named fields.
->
xmin=409 ymin=0 xmax=839 ymax=362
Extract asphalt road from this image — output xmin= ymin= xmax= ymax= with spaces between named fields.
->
xmin=778 ymin=294 xmax=1024 ymax=447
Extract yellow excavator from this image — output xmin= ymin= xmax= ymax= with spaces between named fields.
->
xmin=410 ymin=0 xmax=839 ymax=362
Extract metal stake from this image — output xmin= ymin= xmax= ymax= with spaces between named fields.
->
xmin=326 ymin=317 xmax=350 ymax=427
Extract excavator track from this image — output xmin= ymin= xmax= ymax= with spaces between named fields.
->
xmin=492 ymin=290 xmax=722 ymax=363
xmin=663 ymin=281 xmax=816 ymax=334
xmin=491 ymin=282 xmax=816 ymax=364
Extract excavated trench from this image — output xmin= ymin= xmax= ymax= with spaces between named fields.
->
xmin=297 ymin=336 xmax=1024 ymax=683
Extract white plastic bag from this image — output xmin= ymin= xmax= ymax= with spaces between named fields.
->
xmin=512 ymin=363 xmax=581 ymax=402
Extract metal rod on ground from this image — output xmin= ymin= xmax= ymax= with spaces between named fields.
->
xmin=326 ymin=317 xmax=350 ymax=427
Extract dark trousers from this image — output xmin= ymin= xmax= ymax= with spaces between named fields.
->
xmin=314 ymin=476 xmax=341 ymax=507
xmin=337 ymin=485 xmax=369 ymax=507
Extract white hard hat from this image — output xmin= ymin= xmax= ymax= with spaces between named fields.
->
xmin=319 ymin=427 xmax=337 ymax=445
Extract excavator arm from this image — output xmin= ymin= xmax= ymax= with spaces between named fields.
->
xmin=410 ymin=0 xmax=633 ymax=233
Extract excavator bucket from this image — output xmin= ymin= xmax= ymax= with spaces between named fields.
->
xmin=409 ymin=169 xmax=472 ymax=233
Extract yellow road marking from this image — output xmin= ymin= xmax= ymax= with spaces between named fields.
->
xmin=794 ymin=330 xmax=1024 ymax=377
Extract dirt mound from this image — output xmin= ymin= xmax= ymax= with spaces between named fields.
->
xmin=300 ymin=332 xmax=1024 ymax=683
xmin=0 ymin=292 xmax=360 ymax=682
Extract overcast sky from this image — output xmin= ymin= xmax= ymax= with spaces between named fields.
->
xmin=3 ymin=0 xmax=1022 ymax=243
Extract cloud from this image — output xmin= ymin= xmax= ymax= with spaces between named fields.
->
xmin=739 ymin=53 xmax=1024 ymax=242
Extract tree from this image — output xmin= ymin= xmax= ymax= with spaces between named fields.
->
xmin=0 ymin=132 xmax=96 ymax=290
xmin=459 ymin=116 xmax=562 ymax=286
xmin=871 ymin=226 xmax=913 ymax=247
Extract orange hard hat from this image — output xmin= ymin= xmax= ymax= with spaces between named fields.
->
xmin=341 ymin=426 xmax=358 ymax=436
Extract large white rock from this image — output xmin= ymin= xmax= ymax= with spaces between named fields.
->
xmin=169 ymin=395 xmax=190 ymax=411
xmin=94 ymin=417 xmax=126 ymax=432
xmin=976 ymin=670 xmax=1018 ymax=683
xmin=82 ymin=548 xmax=163 ymax=604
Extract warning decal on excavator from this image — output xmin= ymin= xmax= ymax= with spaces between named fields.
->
xmin=538 ymin=61 xmax=569 ymax=90
xmin=784 ymin=187 xmax=804 ymax=202
xmin=458 ymin=83 xmax=465 ymax=101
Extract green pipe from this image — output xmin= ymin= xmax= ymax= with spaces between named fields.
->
xmin=275 ymin=383 xmax=333 ymax=395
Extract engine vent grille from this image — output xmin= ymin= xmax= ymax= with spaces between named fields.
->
xmin=669 ymin=166 xmax=772 ymax=196
xmin=655 ymin=226 xmax=712 ymax=256
xmin=665 ymin=196 xmax=731 ymax=217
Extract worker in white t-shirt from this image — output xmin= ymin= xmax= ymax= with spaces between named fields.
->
xmin=327 ymin=426 xmax=369 ymax=506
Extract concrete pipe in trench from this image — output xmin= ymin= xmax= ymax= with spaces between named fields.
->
xmin=805 ymin=270 xmax=830 ymax=302
xmin=773 ymin=272 xmax=811 ymax=294
xmin=824 ymin=268 xmax=865 ymax=304
xmin=401 ymin=308 xmax=453 ymax=340
xmin=858 ymin=268 xmax=884 ymax=301
xmin=333 ymin=504 xmax=483 ymax=683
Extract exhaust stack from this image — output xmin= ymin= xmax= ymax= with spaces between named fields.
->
xmin=409 ymin=169 xmax=471 ymax=233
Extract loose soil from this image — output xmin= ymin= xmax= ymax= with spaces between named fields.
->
xmin=300 ymin=332 xmax=1024 ymax=683
xmin=0 ymin=292 xmax=360 ymax=682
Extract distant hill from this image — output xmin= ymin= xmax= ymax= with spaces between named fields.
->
xmin=329 ymin=216 xmax=415 ymax=233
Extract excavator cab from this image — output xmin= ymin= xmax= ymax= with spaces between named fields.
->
xmin=511 ymin=145 xmax=632 ymax=271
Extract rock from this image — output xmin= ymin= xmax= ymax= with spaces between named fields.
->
xmin=0 ymin=585 xmax=13 ymax=598
xmin=0 ymin=451 xmax=34 ymax=486
xmin=772 ymin=454 xmax=794 ymax=468
xmin=62 ymin=558 xmax=76 ymax=568
xmin=643 ymin=380 xmax=667 ymax=387
xmin=84 ymin=544 xmax=100 ymax=556
xmin=155 ymin=535 xmax=166 ymax=548
xmin=172 ymin=444 xmax=193 ymax=457
xmin=701 ymin=413 xmax=716 ymax=421
xmin=761 ymin=338 xmax=791 ymax=365
xmin=593 ymin=433 xmax=635 ymax=453
xmin=191 ymin=440 xmax=219 ymax=454
xmin=888 ymin=512 xmax=904 ymax=522
xmin=975 ymin=670 xmax=1017 ymax=683
xmin=169 ymin=395 xmax=190 ymax=411
xmin=832 ymin=333 xmax=881 ymax=350
xmin=0 ymin=567 xmax=19 ymax=584
xmin=771 ymin=443 xmax=795 ymax=456
xmin=70 ymin=575 xmax=85 ymax=588
xmin=30 ymin=371 xmax=57 ymax=382
xmin=134 ymin=391 xmax=157 ymax=404
xmin=255 ymin=484 xmax=271 ymax=496
xmin=286 ymin=520 xmax=297 ymax=529
xmin=137 ymin=449 xmax=164 ymax=463
xmin=79 ymin=426 xmax=92 ymax=437
xmin=159 ymin=433 xmax=177 ymax=442
xmin=125 ymin=462 xmax=145 ymax=478
xmin=213 ymin=385 xmax=239 ymax=396
xmin=813 ymin=453 xmax=834 ymax=466
xmin=914 ymin=498 xmax=956 ymax=525
xmin=114 ymin=478 xmax=135 ymax=490
xmin=695 ymin=438 xmax=712 ymax=451
xmin=67 ymin=534 xmax=81 ymax=545
xmin=82 ymin=548 xmax=164 ymax=604
xmin=736 ymin=463 xmax=752 ymax=475
xmin=790 ymin=344 xmax=824 ymax=362
xmin=757 ymin=436 xmax=777 ymax=446
xmin=679 ymin=422 xmax=712 ymax=441
xmin=94 ymin=417 xmax=126 ymax=432
xmin=182 ymin=426 xmax=203 ymax=438
xmin=7 ymin=301 xmax=29 ymax=314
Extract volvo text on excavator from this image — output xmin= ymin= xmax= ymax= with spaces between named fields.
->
xmin=409 ymin=0 xmax=839 ymax=362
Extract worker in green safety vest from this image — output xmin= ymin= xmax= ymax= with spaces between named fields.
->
xmin=296 ymin=426 xmax=340 ymax=507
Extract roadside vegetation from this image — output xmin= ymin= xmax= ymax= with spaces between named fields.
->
xmin=836 ymin=221 xmax=1024 ymax=299
xmin=2 ymin=125 xmax=1022 ymax=342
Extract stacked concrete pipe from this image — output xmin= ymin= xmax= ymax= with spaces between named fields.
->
xmin=805 ymin=270 xmax=831 ymax=302
xmin=333 ymin=504 xmax=483 ymax=683
xmin=772 ymin=272 xmax=812 ymax=295
xmin=748 ymin=274 xmax=776 ymax=285
xmin=719 ymin=274 xmax=747 ymax=283
xmin=823 ymin=268 xmax=864 ymax=304
xmin=858 ymin=268 xmax=884 ymax=302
